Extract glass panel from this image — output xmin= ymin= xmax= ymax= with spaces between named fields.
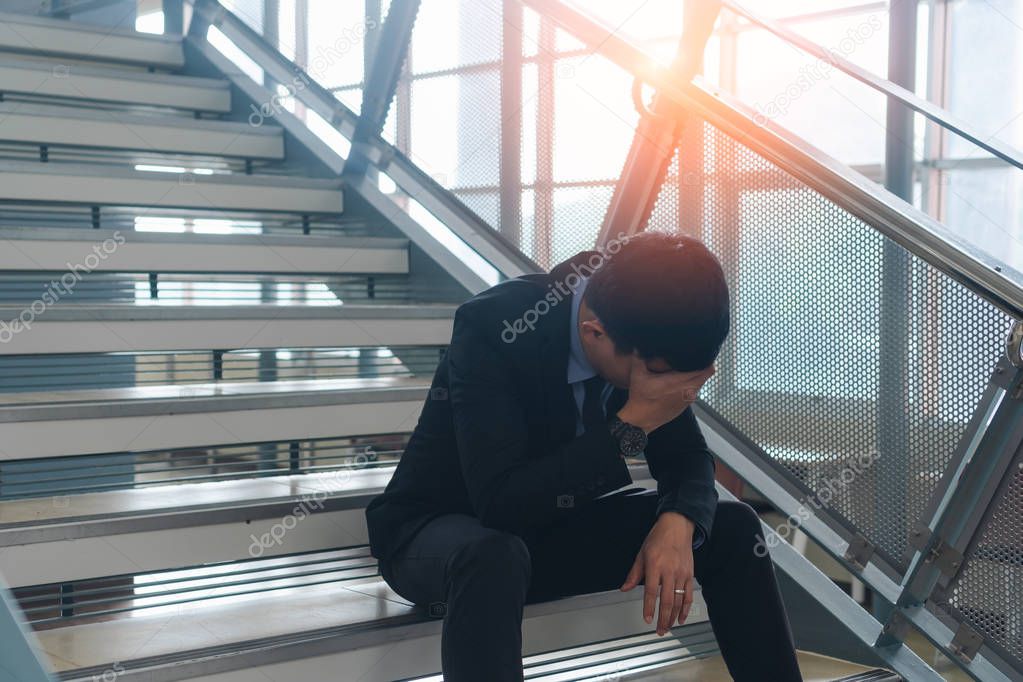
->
xmin=553 ymin=54 xmax=638 ymax=182
xmin=946 ymin=0 xmax=1023 ymax=157
xmin=306 ymin=0 xmax=368 ymax=88
xmin=735 ymin=8 xmax=890 ymax=166
xmin=410 ymin=71 xmax=502 ymax=189
xmin=944 ymin=167 xmax=1023 ymax=271
xmin=412 ymin=0 xmax=502 ymax=74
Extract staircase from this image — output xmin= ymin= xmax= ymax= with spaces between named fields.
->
xmin=0 ymin=2 xmax=1020 ymax=681
xmin=0 ymin=6 xmax=727 ymax=682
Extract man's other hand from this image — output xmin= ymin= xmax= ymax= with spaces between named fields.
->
xmin=620 ymin=511 xmax=696 ymax=635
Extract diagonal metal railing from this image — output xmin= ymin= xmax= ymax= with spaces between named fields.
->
xmin=184 ymin=0 xmax=542 ymax=296
xmin=154 ymin=1 xmax=1023 ymax=679
xmin=525 ymin=2 xmax=1023 ymax=680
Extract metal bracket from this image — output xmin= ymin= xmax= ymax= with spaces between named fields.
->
xmin=929 ymin=583 xmax=949 ymax=609
xmin=927 ymin=538 xmax=964 ymax=578
xmin=908 ymin=521 xmax=963 ymax=578
xmin=949 ymin=622 xmax=984 ymax=663
xmin=908 ymin=520 xmax=933 ymax=552
xmin=877 ymin=610 xmax=911 ymax=646
xmin=844 ymin=534 xmax=876 ymax=570
xmin=1006 ymin=320 xmax=1023 ymax=369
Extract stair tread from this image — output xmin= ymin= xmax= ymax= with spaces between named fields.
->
xmin=35 ymin=576 xmax=413 ymax=673
xmin=0 ymin=160 xmax=344 ymax=213
xmin=0 ymin=101 xmax=276 ymax=134
xmin=0 ymin=159 xmax=341 ymax=188
xmin=0 ymin=11 xmax=184 ymax=69
xmin=622 ymin=650 xmax=887 ymax=682
xmin=35 ymin=575 xmax=705 ymax=676
xmin=0 ymin=101 xmax=285 ymax=159
xmin=0 ymin=55 xmax=220 ymax=88
xmin=0 ymin=226 xmax=398 ymax=245
xmin=0 ymin=469 xmax=394 ymax=529
xmin=0 ymin=375 xmax=429 ymax=412
xmin=0 ymin=302 xmax=455 ymax=320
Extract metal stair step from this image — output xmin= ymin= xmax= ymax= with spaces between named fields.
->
xmin=0 ymin=472 xmax=392 ymax=586
xmin=0 ymin=102 xmax=284 ymax=160
xmin=0 ymin=465 xmax=655 ymax=586
xmin=0 ymin=303 xmax=454 ymax=354
xmin=0 ymin=58 xmax=229 ymax=111
xmin=0 ymin=11 xmax=185 ymax=69
xmin=0 ymin=228 xmax=409 ymax=274
xmin=0 ymin=376 xmax=430 ymax=459
xmin=0 ymin=160 xmax=342 ymax=213
xmin=28 ymin=570 xmax=709 ymax=682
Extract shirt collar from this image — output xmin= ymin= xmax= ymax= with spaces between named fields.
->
xmin=567 ymin=275 xmax=597 ymax=384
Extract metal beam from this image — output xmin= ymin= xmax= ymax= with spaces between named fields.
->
xmin=187 ymin=0 xmax=539 ymax=282
xmin=713 ymin=0 xmax=1023 ymax=172
xmin=874 ymin=0 xmax=916 ymax=597
xmin=521 ymin=0 xmax=1023 ymax=319
xmin=889 ymin=342 xmax=1023 ymax=628
xmin=343 ymin=0 xmax=421 ymax=177
xmin=0 ymin=579 xmax=51 ymax=682
xmin=696 ymin=402 xmax=1019 ymax=681
xmin=500 ymin=0 xmax=524 ymax=248
xmin=597 ymin=0 xmax=720 ymax=246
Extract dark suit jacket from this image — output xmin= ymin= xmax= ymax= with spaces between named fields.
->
xmin=365 ymin=251 xmax=718 ymax=563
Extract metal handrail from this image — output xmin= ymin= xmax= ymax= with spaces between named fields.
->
xmin=186 ymin=0 xmax=542 ymax=291
xmin=717 ymin=0 xmax=1023 ymax=172
xmin=521 ymin=0 xmax=1023 ymax=319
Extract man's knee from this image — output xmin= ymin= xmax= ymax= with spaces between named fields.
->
xmin=449 ymin=531 xmax=532 ymax=588
xmin=713 ymin=501 xmax=764 ymax=548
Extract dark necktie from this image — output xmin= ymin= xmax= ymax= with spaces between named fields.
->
xmin=581 ymin=375 xmax=607 ymax=431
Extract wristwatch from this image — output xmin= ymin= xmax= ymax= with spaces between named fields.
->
xmin=607 ymin=415 xmax=648 ymax=457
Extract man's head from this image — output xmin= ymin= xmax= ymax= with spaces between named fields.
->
xmin=577 ymin=232 xmax=730 ymax=389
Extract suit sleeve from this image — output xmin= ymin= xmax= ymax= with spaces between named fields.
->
xmin=447 ymin=308 xmax=633 ymax=533
xmin=642 ymin=407 xmax=718 ymax=545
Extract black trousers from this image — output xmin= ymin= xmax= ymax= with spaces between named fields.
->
xmin=379 ymin=489 xmax=802 ymax=682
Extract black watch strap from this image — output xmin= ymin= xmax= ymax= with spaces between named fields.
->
xmin=608 ymin=415 xmax=648 ymax=456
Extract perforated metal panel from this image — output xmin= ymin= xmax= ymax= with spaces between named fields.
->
xmin=946 ymin=451 xmax=1023 ymax=669
xmin=647 ymin=119 xmax=1010 ymax=570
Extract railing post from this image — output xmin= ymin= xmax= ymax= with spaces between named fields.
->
xmin=500 ymin=0 xmax=524 ymax=250
xmin=873 ymin=0 xmax=918 ymax=596
xmin=164 ymin=0 xmax=185 ymax=35
xmin=343 ymin=0 xmax=421 ymax=178
xmin=878 ymin=324 xmax=1023 ymax=661
xmin=595 ymin=0 xmax=720 ymax=247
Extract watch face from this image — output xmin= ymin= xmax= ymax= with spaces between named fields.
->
xmin=619 ymin=424 xmax=647 ymax=456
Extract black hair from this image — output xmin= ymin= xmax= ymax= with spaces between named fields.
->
xmin=583 ymin=232 xmax=730 ymax=371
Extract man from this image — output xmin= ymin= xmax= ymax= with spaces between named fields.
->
xmin=365 ymin=232 xmax=801 ymax=681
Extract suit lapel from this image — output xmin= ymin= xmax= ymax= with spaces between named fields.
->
xmin=537 ymin=259 xmax=585 ymax=445
xmin=607 ymin=387 xmax=628 ymax=416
